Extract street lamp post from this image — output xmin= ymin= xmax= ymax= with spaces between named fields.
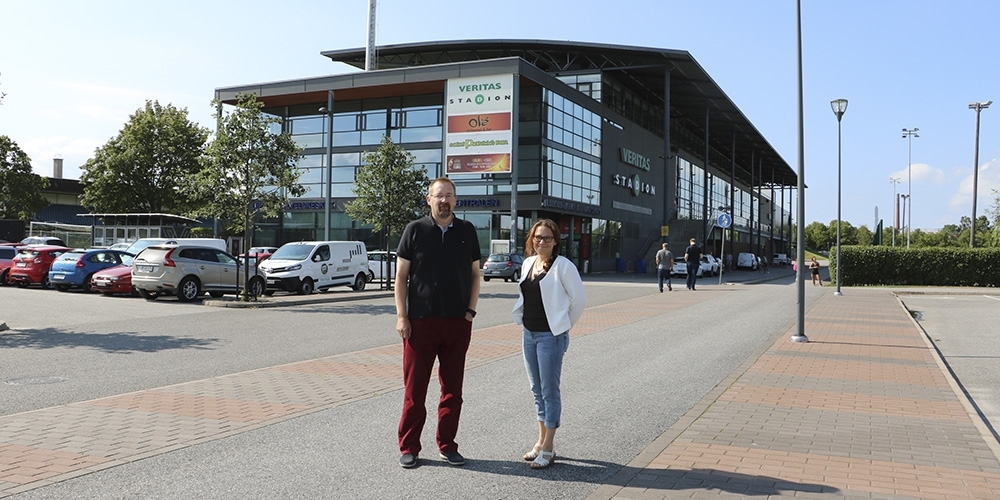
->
xmin=969 ymin=101 xmax=991 ymax=247
xmin=830 ymin=99 xmax=847 ymax=296
xmin=319 ymin=91 xmax=334 ymax=241
xmin=889 ymin=177 xmax=900 ymax=246
xmin=901 ymin=127 xmax=919 ymax=248
xmin=900 ymin=194 xmax=910 ymax=243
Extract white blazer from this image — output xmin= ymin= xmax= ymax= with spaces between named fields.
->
xmin=511 ymin=254 xmax=587 ymax=335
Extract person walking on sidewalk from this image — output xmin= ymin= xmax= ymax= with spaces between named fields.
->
xmin=655 ymin=242 xmax=674 ymax=292
xmin=394 ymin=177 xmax=482 ymax=469
xmin=683 ymin=238 xmax=702 ymax=291
xmin=512 ymin=219 xmax=587 ymax=470
xmin=809 ymin=257 xmax=822 ymax=286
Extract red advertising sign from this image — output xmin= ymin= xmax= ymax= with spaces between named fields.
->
xmin=447 ymin=112 xmax=512 ymax=133
xmin=446 ymin=153 xmax=511 ymax=174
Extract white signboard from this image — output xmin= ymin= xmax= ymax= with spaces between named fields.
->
xmin=444 ymin=74 xmax=514 ymax=174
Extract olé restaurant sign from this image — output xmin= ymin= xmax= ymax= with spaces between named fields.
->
xmin=445 ymin=74 xmax=514 ymax=174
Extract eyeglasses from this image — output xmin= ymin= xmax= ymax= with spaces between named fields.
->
xmin=532 ymin=235 xmax=555 ymax=243
xmin=429 ymin=194 xmax=456 ymax=201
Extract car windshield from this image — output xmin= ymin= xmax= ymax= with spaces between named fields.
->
xmin=16 ymin=249 xmax=39 ymax=258
xmin=120 ymin=255 xmax=134 ymax=266
xmin=270 ymin=245 xmax=313 ymax=261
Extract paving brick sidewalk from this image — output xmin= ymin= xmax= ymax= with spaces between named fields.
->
xmin=589 ymin=288 xmax=1000 ymax=499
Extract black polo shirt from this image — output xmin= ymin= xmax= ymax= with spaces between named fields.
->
xmin=397 ymin=215 xmax=481 ymax=319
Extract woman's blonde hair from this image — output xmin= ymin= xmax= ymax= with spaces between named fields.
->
xmin=524 ymin=219 xmax=561 ymax=272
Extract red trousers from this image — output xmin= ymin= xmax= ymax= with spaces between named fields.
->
xmin=398 ymin=316 xmax=472 ymax=455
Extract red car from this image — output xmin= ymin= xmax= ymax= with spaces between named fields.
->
xmin=89 ymin=253 xmax=138 ymax=296
xmin=9 ymin=245 xmax=72 ymax=288
xmin=0 ymin=245 xmax=19 ymax=285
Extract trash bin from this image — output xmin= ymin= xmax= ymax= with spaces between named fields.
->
xmin=583 ymin=260 xmax=590 ymax=274
xmin=635 ymin=259 xmax=646 ymax=274
xmin=616 ymin=258 xmax=626 ymax=273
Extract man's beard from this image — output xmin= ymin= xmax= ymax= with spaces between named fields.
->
xmin=434 ymin=204 xmax=452 ymax=219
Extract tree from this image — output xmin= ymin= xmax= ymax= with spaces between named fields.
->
xmin=0 ymin=135 xmax=49 ymax=220
xmin=856 ymin=225 xmax=873 ymax=246
xmin=80 ymin=101 xmax=209 ymax=213
xmin=189 ymin=93 xmax=305 ymax=300
xmin=344 ymin=135 xmax=430 ymax=288
xmin=804 ymin=221 xmax=831 ymax=251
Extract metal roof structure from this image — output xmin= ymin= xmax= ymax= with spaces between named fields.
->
xmin=319 ymin=39 xmax=795 ymax=188
xmin=75 ymin=213 xmax=201 ymax=225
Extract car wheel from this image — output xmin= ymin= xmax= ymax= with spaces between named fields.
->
xmin=297 ymin=277 xmax=314 ymax=295
xmin=0 ymin=269 xmax=8 ymax=286
xmin=177 ymin=277 xmax=201 ymax=302
xmin=209 ymin=292 xmax=224 ymax=298
xmin=484 ymin=277 xmax=491 ymax=282
xmin=514 ymin=269 xmax=521 ymax=281
xmin=138 ymin=288 xmax=160 ymax=300
xmin=83 ymin=273 xmax=95 ymax=292
xmin=55 ymin=284 xmax=70 ymax=292
xmin=352 ymin=273 xmax=366 ymax=291
xmin=42 ymin=275 xmax=54 ymax=290
xmin=247 ymin=277 xmax=264 ymax=297
xmin=367 ymin=270 xmax=375 ymax=282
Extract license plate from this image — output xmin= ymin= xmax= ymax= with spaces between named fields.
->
xmin=16 ymin=262 xmax=26 ymax=268
xmin=52 ymin=274 xmax=64 ymax=280
xmin=138 ymin=265 xmax=153 ymax=273
xmin=267 ymin=279 xmax=278 ymax=285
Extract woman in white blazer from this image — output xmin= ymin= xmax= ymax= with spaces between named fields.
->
xmin=511 ymin=219 xmax=587 ymax=469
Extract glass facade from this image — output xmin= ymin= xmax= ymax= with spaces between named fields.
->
xmin=543 ymin=89 xmax=601 ymax=205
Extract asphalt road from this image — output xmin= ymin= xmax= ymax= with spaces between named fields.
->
xmin=3 ymin=271 xmax=996 ymax=499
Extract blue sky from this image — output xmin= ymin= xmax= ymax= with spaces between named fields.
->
xmin=2 ymin=0 xmax=997 ymax=231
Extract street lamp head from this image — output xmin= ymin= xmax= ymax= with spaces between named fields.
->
xmin=830 ymin=99 xmax=848 ymax=120
xmin=969 ymin=101 xmax=992 ymax=110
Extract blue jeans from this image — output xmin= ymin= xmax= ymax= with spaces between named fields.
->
xmin=522 ymin=328 xmax=569 ymax=429
xmin=657 ymin=268 xmax=671 ymax=291
xmin=686 ymin=262 xmax=699 ymax=289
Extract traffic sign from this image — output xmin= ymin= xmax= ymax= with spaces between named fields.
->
xmin=717 ymin=213 xmax=732 ymax=228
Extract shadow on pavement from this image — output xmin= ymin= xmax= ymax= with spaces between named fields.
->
xmin=0 ymin=328 xmax=220 ymax=353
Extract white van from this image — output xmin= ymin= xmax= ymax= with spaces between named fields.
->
xmin=258 ymin=241 xmax=369 ymax=295
xmin=124 ymin=238 xmax=227 ymax=257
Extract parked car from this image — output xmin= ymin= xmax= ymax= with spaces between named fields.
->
xmin=700 ymin=254 xmax=720 ymax=277
xmin=108 ymin=242 xmax=132 ymax=251
xmin=0 ymin=245 xmax=18 ymax=286
xmin=367 ymin=250 xmax=397 ymax=282
xmin=671 ymin=256 xmax=704 ymax=278
xmin=482 ymin=253 xmax=524 ymax=282
xmin=8 ymin=245 xmax=72 ymax=288
xmin=247 ymin=246 xmax=278 ymax=257
xmin=772 ymin=253 xmax=790 ymax=266
xmin=20 ymin=236 xmax=67 ymax=247
xmin=736 ymin=252 xmax=759 ymax=271
xmin=132 ymin=244 xmax=264 ymax=302
xmin=48 ymin=249 xmax=133 ymax=292
xmin=89 ymin=254 xmax=138 ymax=296
xmin=123 ymin=238 xmax=227 ymax=258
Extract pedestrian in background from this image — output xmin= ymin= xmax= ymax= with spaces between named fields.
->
xmin=809 ymin=257 xmax=822 ymax=286
xmin=512 ymin=219 xmax=587 ymax=469
xmin=394 ymin=177 xmax=482 ymax=469
xmin=655 ymin=242 xmax=673 ymax=292
xmin=683 ymin=238 xmax=702 ymax=291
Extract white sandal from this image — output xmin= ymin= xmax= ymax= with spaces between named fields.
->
xmin=530 ymin=450 xmax=555 ymax=469
xmin=523 ymin=444 xmax=543 ymax=461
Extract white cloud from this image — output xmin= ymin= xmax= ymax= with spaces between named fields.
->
xmin=949 ymin=157 xmax=1000 ymax=213
xmin=889 ymin=163 xmax=947 ymax=186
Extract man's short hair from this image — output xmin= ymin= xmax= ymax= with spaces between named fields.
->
xmin=690 ymin=238 xmax=696 ymax=244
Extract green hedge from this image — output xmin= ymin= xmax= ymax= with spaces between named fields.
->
xmin=830 ymin=246 xmax=1000 ymax=287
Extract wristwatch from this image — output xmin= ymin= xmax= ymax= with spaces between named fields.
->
xmin=465 ymin=308 xmax=477 ymax=318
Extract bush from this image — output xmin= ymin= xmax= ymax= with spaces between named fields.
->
xmin=830 ymin=246 xmax=1000 ymax=287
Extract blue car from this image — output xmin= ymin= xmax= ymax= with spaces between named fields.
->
xmin=48 ymin=249 xmax=132 ymax=292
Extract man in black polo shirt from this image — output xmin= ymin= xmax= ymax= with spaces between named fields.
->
xmin=684 ymin=238 xmax=702 ymax=291
xmin=394 ymin=176 xmax=482 ymax=469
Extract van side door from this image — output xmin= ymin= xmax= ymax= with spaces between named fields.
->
xmin=313 ymin=244 xmax=332 ymax=286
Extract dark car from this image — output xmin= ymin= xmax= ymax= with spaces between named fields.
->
xmin=0 ymin=245 xmax=18 ymax=285
xmin=9 ymin=245 xmax=72 ymax=288
xmin=482 ymin=253 xmax=524 ymax=282
xmin=48 ymin=249 xmax=132 ymax=292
